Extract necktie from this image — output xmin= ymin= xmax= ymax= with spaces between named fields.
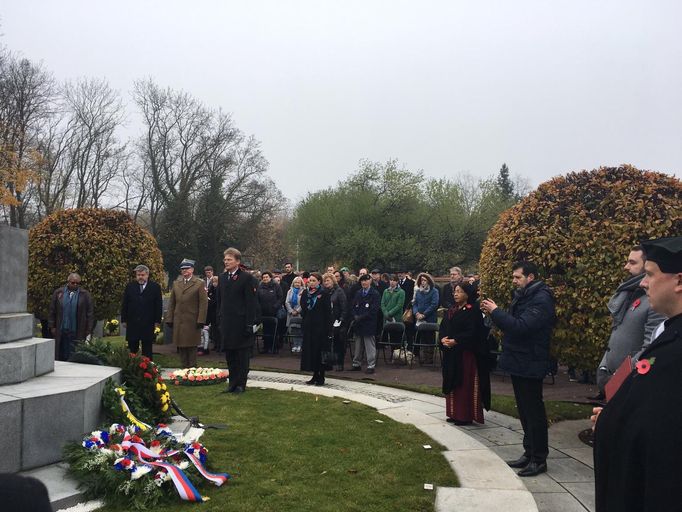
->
xmin=140 ymin=284 xmax=144 ymax=294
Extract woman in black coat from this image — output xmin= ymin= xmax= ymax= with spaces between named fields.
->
xmin=300 ymin=272 xmax=332 ymax=385
xmin=439 ymin=282 xmax=485 ymax=425
xmin=257 ymin=271 xmax=283 ymax=353
xmin=323 ymin=272 xmax=349 ymax=371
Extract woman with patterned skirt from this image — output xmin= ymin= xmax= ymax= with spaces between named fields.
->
xmin=439 ymin=282 xmax=485 ymax=425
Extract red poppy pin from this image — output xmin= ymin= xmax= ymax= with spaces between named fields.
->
xmin=636 ymin=357 xmax=656 ymax=375
xmin=232 ymin=274 xmax=238 ymax=281
xmin=465 ymin=304 xmax=472 ymax=309
xmin=631 ymin=298 xmax=641 ymax=311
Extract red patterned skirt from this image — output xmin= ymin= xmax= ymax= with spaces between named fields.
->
xmin=445 ymin=350 xmax=484 ymax=424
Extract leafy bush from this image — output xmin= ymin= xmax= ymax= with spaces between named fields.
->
xmin=479 ymin=165 xmax=682 ymax=370
xmin=28 ymin=208 xmax=164 ymax=320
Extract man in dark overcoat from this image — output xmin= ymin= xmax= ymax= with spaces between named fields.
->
xmin=48 ymin=272 xmax=94 ymax=361
xmin=481 ymin=261 xmax=556 ymax=477
xmin=217 ymin=247 xmax=257 ymax=394
xmin=593 ymin=237 xmax=682 ymax=512
xmin=121 ymin=264 xmax=163 ymax=359
xmin=350 ymin=274 xmax=381 ymax=373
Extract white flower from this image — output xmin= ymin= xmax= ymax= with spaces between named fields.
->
xmin=131 ymin=464 xmax=153 ymax=480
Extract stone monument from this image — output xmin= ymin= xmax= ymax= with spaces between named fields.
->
xmin=0 ymin=224 xmax=120 ymax=474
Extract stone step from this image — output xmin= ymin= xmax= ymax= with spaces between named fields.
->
xmin=0 ymin=312 xmax=34 ymax=343
xmin=21 ymin=462 xmax=87 ymax=511
xmin=0 ymin=337 xmax=54 ymax=385
xmin=0 ymin=361 xmax=121 ymax=472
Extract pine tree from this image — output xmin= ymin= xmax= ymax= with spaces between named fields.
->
xmin=497 ymin=163 xmax=514 ymax=199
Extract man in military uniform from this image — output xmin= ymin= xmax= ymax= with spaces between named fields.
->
xmin=165 ymin=259 xmax=208 ymax=369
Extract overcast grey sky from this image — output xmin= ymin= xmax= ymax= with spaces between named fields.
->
xmin=2 ymin=1 xmax=681 ymax=201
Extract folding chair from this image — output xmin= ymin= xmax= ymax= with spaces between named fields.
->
xmin=377 ymin=322 xmax=406 ymax=364
xmin=410 ymin=322 xmax=440 ymax=367
xmin=287 ymin=316 xmax=303 ymax=355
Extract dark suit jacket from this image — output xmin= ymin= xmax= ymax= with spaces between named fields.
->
xmin=217 ymin=269 xmax=257 ymax=350
xmin=121 ymin=280 xmax=162 ymax=342
xmin=399 ymin=277 xmax=415 ymax=310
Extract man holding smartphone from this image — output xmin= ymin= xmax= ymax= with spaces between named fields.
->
xmin=480 ymin=261 xmax=556 ymax=477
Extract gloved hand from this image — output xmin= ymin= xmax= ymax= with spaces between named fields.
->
xmin=197 ymin=323 xmax=204 ymax=329
xmin=244 ymin=325 xmax=254 ymax=337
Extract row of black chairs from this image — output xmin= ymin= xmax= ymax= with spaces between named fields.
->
xmin=254 ymin=318 xmax=442 ymax=368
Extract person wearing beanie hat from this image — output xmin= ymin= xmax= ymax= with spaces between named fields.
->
xmin=594 ymin=236 xmax=682 ymax=512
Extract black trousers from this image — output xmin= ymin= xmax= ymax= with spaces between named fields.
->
xmin=128 ymin=337 xmax=154 ymax=360
xmin=511 ymin=375 xmax=548 ymax=463
xmin=226 ymin=347 xmax=251 ymax=389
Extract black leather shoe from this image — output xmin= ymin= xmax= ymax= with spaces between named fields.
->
xmin=506 ymin=455 xmax=531 ymax=468
xmin=314 ymin=380 xmax=325 ymax=386
xmin=231 ymin=386 xmax=245 ymax=394
xmin=351 ymin=366 xmax=362 ymax=371
xmin=517 ymin=461 xmax=547 ymax=477
xmin=305 ymin=377 xmax=317 ymax=385
xmin=221 ymin=386 xmax=233 ymax=393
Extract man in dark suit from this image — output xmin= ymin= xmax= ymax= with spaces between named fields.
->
xmin=217 ymin=247 xmax=257 ymax=394
xmin=440 ymin=266 xmax=464 ymax=309
xmin=121 ymin=264 xmax=163 ymax=360
xmin=397 ymin=270 xmax=415 ymax=311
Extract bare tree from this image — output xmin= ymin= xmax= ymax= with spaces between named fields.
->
xmin=134 ymin=79 xmax=239 ymax=204
xmin=62 ymin=78 xmax=126 ymax=208
xmin=0 ymin=51 xmax=56 ymax=227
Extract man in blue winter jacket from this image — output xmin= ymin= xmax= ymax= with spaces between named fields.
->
xmin=480 ymin=261 xmax=556 ymax=477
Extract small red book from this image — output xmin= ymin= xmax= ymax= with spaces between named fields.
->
xmin=605 ymin=355 xmax=633 ymax=402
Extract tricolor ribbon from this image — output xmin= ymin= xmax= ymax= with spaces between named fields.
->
xmin=121 ymin=433 xmax=230 ymax=502
xmin=185 ymin=450 xmax=231 ymax=485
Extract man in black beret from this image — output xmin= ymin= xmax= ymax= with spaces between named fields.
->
xmin=594 ymin=236 xmax=682 ymax=512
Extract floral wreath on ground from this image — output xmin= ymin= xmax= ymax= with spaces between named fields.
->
xmin=64 ymin=422 xmax=231 ymax=510
xmin=170 ymin=367 xmax=229 ymax=386
xmin=102 ymin=351 xmax=171 ymax=426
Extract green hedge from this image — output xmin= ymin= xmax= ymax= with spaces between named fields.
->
xmin=29 ymin=208 xmax=164 ymax=321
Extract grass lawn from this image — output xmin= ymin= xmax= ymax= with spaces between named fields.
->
xmin=98 ymin=386 xmax=456 ymax=512
xmin=106 ymin=336 xmax=593 ymax=423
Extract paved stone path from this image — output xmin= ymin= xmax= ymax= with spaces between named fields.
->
xmin=250 ymin=371 xmax=595 ymax=512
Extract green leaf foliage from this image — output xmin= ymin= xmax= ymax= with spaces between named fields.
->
xmin=28 ymin=208 xmax=165 ymax=320
xmin=290 ymin=159 xmax=516 ymax=272
xmin=479 ymin=165 xmax=682 ymax=370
